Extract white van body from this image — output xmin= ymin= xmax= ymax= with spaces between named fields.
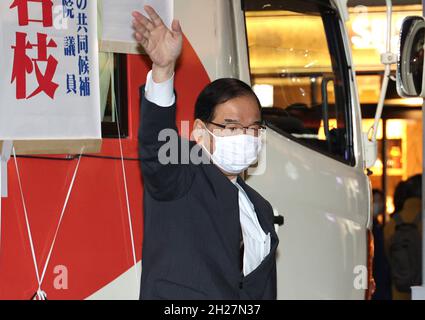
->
xmin=89 ymin=0 xmax=372 ymax=300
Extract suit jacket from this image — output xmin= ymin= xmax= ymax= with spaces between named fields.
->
xmin=138 ymin=85 xmax=279 ymax=300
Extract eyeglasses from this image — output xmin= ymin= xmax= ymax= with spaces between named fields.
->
xmin=207 ymin=121 xmax=266 ymax=136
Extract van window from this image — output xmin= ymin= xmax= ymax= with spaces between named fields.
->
xmin=243 ymin=0 xmax=354 ymax=165
xmin=99 ymin=53 xmax=128 ymax=138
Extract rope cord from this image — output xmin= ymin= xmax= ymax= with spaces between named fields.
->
xmin=12 ymin=146 xmax=84 ymax=300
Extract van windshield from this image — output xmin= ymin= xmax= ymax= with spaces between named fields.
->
xmin=244 ymin=0 xmax=354 ymax=165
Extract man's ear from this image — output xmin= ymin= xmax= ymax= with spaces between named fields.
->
xmin=192 ymin=119 xmax=206 ymax=144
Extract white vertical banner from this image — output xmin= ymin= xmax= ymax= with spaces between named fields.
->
xmin=100 ymin=0 xmax=174 ymax=54
xmin=0 ymin=0 xmax=101 ymax=154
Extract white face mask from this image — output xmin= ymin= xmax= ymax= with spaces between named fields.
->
xmin=203 ymin=125 xmax=262 ymax=174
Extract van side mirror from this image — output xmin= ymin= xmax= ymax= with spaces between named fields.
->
xmin=396 ymin=16 xmax=425 ymax=97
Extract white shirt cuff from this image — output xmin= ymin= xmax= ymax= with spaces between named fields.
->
xmin=144 ymin=69 xmax=176 ymax=107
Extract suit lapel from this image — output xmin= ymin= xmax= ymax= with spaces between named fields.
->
xmin=235 ymin=178 xmax=280 ymax=283
xmin=236 ymin=176 xmax=273 ymax=235
xmin=199 ymin=160 xmax=241 ymax=267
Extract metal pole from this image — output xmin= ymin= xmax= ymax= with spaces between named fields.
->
xmin=411 ymin=1 xmax=425 ymax=299
xmin=382 ymin=119 xmax=387 ymax=223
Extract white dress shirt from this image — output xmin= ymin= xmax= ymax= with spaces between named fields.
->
xmin=145 ymin=69 xmax=176 ymax=107
xmin=232 ymin=179 xmax=271 ymax=275
xmin=144 ymin=70 xmax=271 ymax=276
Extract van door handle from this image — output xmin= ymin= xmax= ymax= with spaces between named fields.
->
xmin=273 ymin=215 xmax=284 ymax=226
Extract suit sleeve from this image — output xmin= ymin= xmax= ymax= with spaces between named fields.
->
xmin=138 ymin=83 xmax=195 ymax=201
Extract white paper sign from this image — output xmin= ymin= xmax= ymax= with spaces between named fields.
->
xmin=100 ymin=0 xmax=174 ymax=54
xmin=0 ymin=0 xmax=101 ymax=154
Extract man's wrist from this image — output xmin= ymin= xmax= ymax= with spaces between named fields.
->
xmin=145 ymin=69 xmax=175 ymax=107
xmin=152 ymin=63 xmax=175 ymax=83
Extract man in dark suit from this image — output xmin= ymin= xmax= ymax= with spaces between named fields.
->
xmin=132 ymin=5 xmax=279 ymax=300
